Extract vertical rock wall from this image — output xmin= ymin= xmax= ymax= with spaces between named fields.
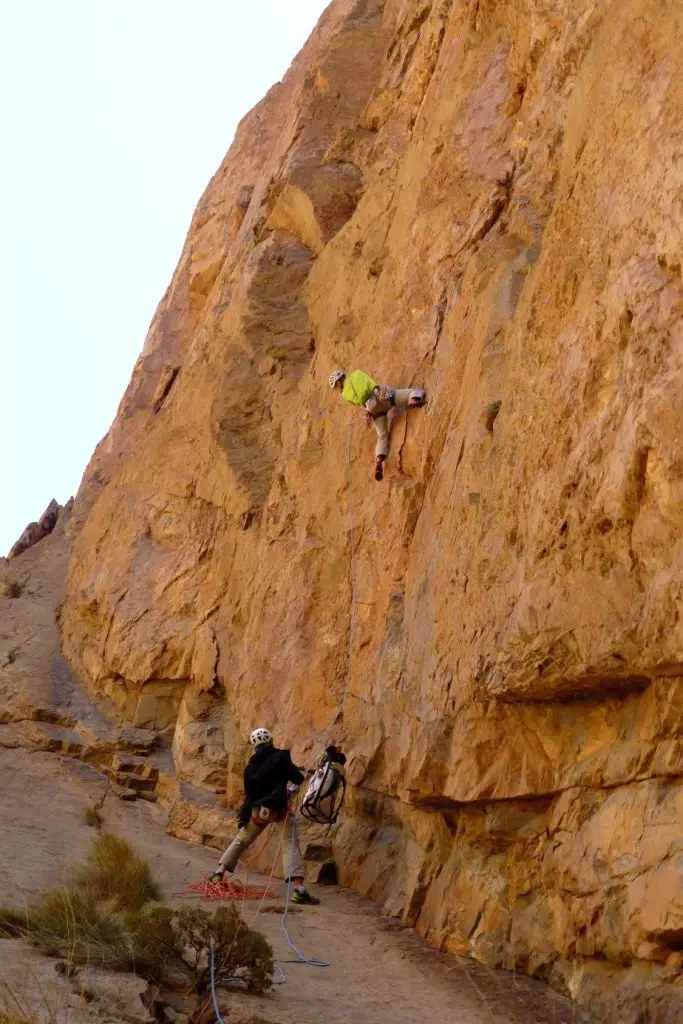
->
xmin=59 ymin=0 xmax=683 ymax=1018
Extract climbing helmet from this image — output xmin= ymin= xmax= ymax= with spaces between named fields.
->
xmin=328 ymin=369 xmax=345 ymax=388
xmin=250 ymin=727 xmax=273 ymax=749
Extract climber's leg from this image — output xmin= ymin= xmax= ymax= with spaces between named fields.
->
xmin=373 ymin=414 xmax=389 ymax=459
xmin=372 ymin=414 xmax=388 ymax=481
xmin=393 ymin=387 xmax=426 ymax=410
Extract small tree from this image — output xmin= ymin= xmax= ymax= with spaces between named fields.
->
xmin=173 ymin=904 xmax=273 ymax=994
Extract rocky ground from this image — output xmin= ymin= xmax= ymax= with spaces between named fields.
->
xmin=0 ymin=745 xmax=590 ymax=1024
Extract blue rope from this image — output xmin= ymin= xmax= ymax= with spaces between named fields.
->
xmin=279 ymin=815 xmax=330 ymax=968
xmin=209 ymin=948 xmax=226 ymax=1024
xmin=211 ymin=814 xmax=329 ymax=1012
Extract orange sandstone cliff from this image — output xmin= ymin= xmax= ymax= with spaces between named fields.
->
xmin=56 ymin=0 xmax=683 ymax=1018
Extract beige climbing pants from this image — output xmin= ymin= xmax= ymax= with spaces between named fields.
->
xmin=366 ymin=388 xmax=425 ymax=459
xmin=218 ymin=807 xmax=305 ymax=880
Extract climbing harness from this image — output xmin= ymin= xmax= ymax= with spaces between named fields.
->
xmin=374 ymin=384 xmax=396 ymax=405
xmin=301 ymin=759 xmax=346 ymax=826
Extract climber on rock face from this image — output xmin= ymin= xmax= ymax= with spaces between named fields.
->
xmin=210 ymin=727 xmax=320 ymax=905
xmin=329 ymin=369 xmax=425 ymax=481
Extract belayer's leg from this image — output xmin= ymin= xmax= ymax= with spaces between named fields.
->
xmin=283 ymin=815 xmax=320 ymax=905
xmin=210 ymin=819 xmax=262 ymax=881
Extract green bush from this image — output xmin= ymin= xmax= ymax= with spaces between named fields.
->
xmin=173 ymin=903 xmax=274 ymax=994
xmin=0 ymin=833 xmax=273 ymax=993
xmin=127 ymin=905 xmax=181 ymax=983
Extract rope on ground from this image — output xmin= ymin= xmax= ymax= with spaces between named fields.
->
xmin=209 ymin=948 xmax=226 ymax=1024
xmin=171 ymin=877 xmax=277 ymax=902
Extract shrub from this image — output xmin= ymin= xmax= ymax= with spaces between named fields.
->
xmin=74 ymin=832 xmax=160 ymax=911
xmin=5 ymin=646 xmax=21 ymax=666
xmin=82 ymin=806 xmax=104 ymax=830
xmin=484 ymin=400 xmax=502 ymax=433
xmin=0 ymin=906 xmax=28 ymax=938
xmin=173 ymin=904 xmax=273 ymax=994
xmin=0 ymin=834 xmax=273 ymax=994
xmin=2 ymin=581 xmax=23 ymax=599
xmin=25 ymin=889 xmax=131 ymax=970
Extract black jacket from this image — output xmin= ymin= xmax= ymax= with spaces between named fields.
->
xmin=238 ymin=746 xmax=304 ymax=827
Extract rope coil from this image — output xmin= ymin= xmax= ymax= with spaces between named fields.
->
xmin=173 ymin=877 xmax=277 ymax=902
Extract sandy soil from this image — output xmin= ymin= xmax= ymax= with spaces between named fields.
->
xmin=0 ymin=746 xmax=592 ymax=1024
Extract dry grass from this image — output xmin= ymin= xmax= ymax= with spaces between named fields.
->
xmin=81 ymin=807 xmax=103 ymax=831
xmin=0 ymin=833 xmax=273 ymax=993
xmin=0 ymin=907 xmax=28 ymax=939
xmin=1 ymin=581 xmax=24 ymax=599
xmin=73 ymin=832 xmax=160 ymax=911
xmin=0 ymin=977 xmax=65 ymax=1024
xmin=23 ymin=888 xmax=132 ymax=970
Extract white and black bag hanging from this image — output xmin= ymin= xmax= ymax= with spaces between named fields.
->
xmin=301 ymin=746 xmax=347 ymax=826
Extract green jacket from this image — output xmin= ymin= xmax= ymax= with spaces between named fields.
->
xmin=342 ymin=370 xmax=377 ymax=407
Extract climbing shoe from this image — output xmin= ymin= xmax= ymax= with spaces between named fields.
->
xmin=291 ymin=888 xmax=321 ymax=906
xmin=408 ymin=396 xmax=425 ymax=408
xmin=209 ymin=870 xmax=226 ymax=883
xmin=375 ymin=456 xmax=385 ymax=481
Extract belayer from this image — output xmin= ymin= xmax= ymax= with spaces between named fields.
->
xmin=329 ymin=369 xmax=426 ymax=481
xmin=210 ymin=727 xmax=320 ymax=904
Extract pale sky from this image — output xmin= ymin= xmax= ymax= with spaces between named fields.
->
xmin=0 ymin=0 xmax=330 ymax=556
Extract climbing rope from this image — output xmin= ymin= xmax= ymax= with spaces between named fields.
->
xmin=197 ymin=422 xmax=358 ymax=1012
xmin=268 ymin=425 xmax=359 ymax=978
xmin=309 ymin=419 xmax=358 ymax=763
xmin=173 ymin=876 xmax=277 ymax=902
xmin=278 ymin=813 xmax=330 ymax=970
xmin=209 ymin=948 xmax=226 ymax=1024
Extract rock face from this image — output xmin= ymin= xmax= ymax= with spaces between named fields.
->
xmin=56 ymin=0 xmax=683 ymax=1019
xmin=7 ymin=499 xmax=65 ymax=560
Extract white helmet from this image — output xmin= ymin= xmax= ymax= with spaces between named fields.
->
xmin=250 ymin=727 xmax=273 ymax=749
xmin=329 ymin=369 xmax=345 ymax=388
